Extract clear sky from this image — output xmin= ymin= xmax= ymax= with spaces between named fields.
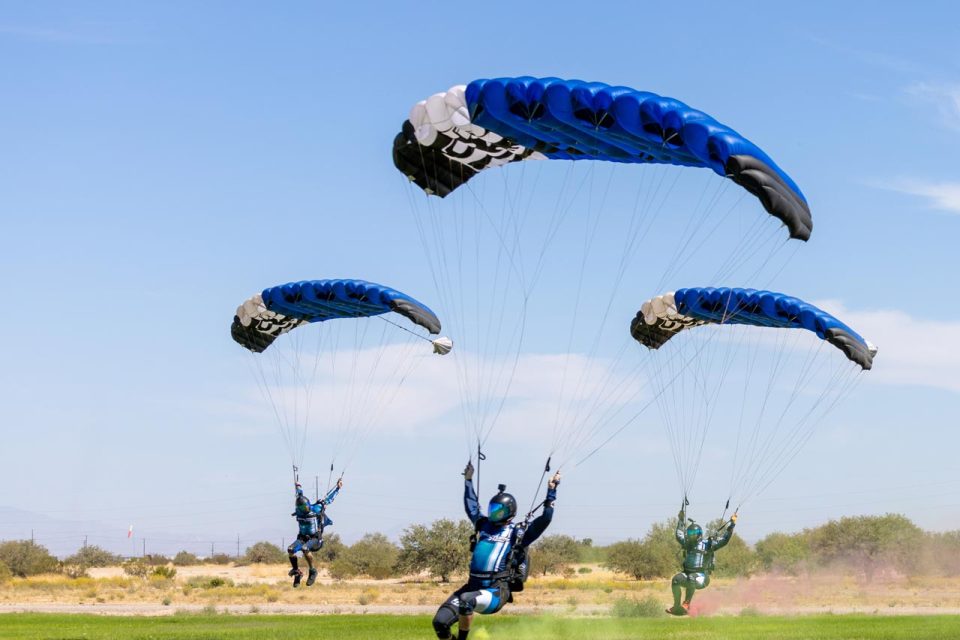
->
xmin=1 ymin=1 xmax=959 ymax=557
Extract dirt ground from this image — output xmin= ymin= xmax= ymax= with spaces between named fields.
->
xmin=2 ymin=563 xmax=959 ymax=617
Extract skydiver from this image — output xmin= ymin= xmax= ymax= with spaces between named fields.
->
xmin=666 ymin=502 xmax=737 ymax=615
xmin=432 ymin=461 xmax=562 ymax=640
xmin=287 ymin=478 xmax=342 ymax=587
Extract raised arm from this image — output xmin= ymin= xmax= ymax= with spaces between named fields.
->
xmin=675 ymin=510 xmax=687 ymax=546
xmin=463 ymin=462 xmax=481 ymax=524
xmin=319 ymin=478 xmax=343 ymax=506
xmin=519 ymin=471 xmax=561 ymax=547
xmin=709 ymin=514 xmax=737 ymax=550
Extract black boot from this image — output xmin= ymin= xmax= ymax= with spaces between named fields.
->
xmin=306 ymin=568 xmax=318 ymax=586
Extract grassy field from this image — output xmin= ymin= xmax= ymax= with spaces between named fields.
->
xmin=2 ymin=613 xmax=960 ymax=640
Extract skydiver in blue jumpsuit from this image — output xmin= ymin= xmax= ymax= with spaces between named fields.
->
xmin=432 ymin=462 xmax=562 ymax=640
xmin=287 ymin=478 xmax=342 ymax=587
xmin=667 ymin=505 xmax=737 ymax=615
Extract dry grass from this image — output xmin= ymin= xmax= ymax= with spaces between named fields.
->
xmin=3 ymin=564 xmax=960 ymax=615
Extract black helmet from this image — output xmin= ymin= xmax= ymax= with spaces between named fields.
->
xmin=685 ymin=522 xmax=703 ymax=547
xmin=488 ymin=484 xmax=517 ymax=524
xmin=295 ymin=494 xmax=311 ymax=516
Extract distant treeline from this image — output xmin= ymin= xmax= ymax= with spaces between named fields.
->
xmin=1 ymin=513 xmax=956 ymax=582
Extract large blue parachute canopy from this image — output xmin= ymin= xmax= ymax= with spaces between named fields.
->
xmin=232 ymin=279 xmax=443 ymax=353
xmin=393 ymin=76 xmax=812 ymax=240
xmin=630 ymin=287 xmax=877 ymax=369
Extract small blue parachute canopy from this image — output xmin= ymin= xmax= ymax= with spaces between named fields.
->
xmin=231 ymin=279 xmax=442 ymax=353
xmin=394 ymin=76 xmax=811 ymax=240
xmin=630 ymin=287 xmax=877 ymax=369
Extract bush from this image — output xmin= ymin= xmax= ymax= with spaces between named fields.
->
xmin=0 ymin=560 xmax=13 ymax=583
xmin=244 ymin=541 xmax=286 ymax=564
xmin=208 ymin=553 xmax=233 ymax=565
xmin=143 ymin=554 xmax=171 ymax=566
xmin=345 ymin=533 xmax=399 ymax=579
xmin=328 ymin=556 xmax=359 ymax=581
xmin=611 ymin=596 xmax=664 ymax=618
xmin=61 ymin=563 xmax=89 ymax=579
xmin=0 ymin=541 xmax=59 ymax=577
xmin=152 ymin=565 xmax=177 ymax=579
xmin=64 ymin=545 xmax=122 ymax=569
xmin=577 ymin=567 xmax=592 ymax=574
xmin=123 ymin=560 xmax=149 ymax=578
xmin=755 ymin=532 xmax=810 ymax=575
xmin=318 ymin=533 xmax=346 ymax=563
xmin=173 ymin=551 xmax=200 ymax=567
xmin=186 ymin=575 xmax=234 ymax=589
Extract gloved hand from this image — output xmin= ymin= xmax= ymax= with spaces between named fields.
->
xmin=678 ymin=510 xmax=685 ymax=520
xmin=463 ymin=461 xmax=474 ymax=480
xmin=336 ymin=478 xmax=344 ymax=490
xmin=730 ymin=513 xmax=738 ymax=524
xmin=548 ymin=471 xmax=562 ymax=490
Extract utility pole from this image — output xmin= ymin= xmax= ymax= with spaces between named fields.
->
xmin=83 ymin=535 xmax=88 ymax=549
xmin=30 ymin=529 xmax=34 ymax=544
xmin=236 ymin=535 xmax=240 ymax=559
xmin=142 ymin=538 xmax=146 ymax=558
xmin=315 ymin=475 xmax=319 ymax=501
xmin=211 ymin=542 xmax=215 ymax=558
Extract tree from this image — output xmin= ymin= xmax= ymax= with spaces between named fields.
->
xmin=0 ymin=560 xmax=11 ymax=584
xmin=605 ymin=519 xmax=678 ymax=580
xmin=755 ymin=532 xmax=810 ymax=575
xmin=345 ymin=533 xmax=399 ymax=579
xmin=529 ymin=535 xmax=581 ymax=576
xmin=808 ymin=513 xmax=924 ymax=580
xmin=64 ymin=545 xmax=122 ymax=569
xmin=0 ymin=541 xmax=58 ymax=577
xmin=244 ymin=541 xmax=286 ymax=564
xmin=398 ymin=519 xmax=472 ymax=582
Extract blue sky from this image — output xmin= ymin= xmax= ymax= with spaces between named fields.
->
xmin=1 ymin=1 xmax=959 ymax=556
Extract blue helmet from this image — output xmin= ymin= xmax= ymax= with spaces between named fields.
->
xmin=295 ymin=494 xmax=311 ymax=517
xmin=488 ymin=485 xmax=517 ymax=524
xmin=685 ymin=522 xmax=703 ymax=547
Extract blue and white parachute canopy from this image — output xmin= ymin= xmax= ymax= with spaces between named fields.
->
xmin=630 ymin=287 xmax=877 ymax=369
xmin=393 ymin=76 xmax=811 ymax=240
xmin=231 ymin=279 xmax=449 ymax=354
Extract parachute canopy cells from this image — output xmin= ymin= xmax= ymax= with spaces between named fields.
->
xmin=631 ymin=287 xmax=877 ymax=369
xmin=394 ymin=77 xmax=812 ymax=240
xmin=232 ymin=279 xmax=442 ymax=353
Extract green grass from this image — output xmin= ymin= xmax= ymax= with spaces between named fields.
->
xmin=1 ymin=613 xmax=960 ymax=640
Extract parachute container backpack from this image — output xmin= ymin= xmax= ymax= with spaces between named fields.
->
xmin=231 ymin=279 xmax=452 ymax=478
xmin=628 ymin=287 xmax=876 ymax=511
xmin=395 ymin=76 xmax=814 ymax=474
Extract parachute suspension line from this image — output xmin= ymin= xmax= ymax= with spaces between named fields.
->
xmin=573 ymin=326 xmax=727 ymax=469
xmin=728 ymin=325 xmax=765 ymax=496
xmin=552 ymin=163 xmax=688 ymax=466
xmin=654 ymin=175 xmax=729 ymax=293
xmin=475 ymin=441 xmax=486 ymax=501
xmin=727 ymin=327 xmax=795 ymax=502
xmin=739 ymin=358 xmax=864 ymax=505
xmin=335 ymin=320 xmax=427 ymax=475
xmin=739 ymin=334 xmax=830 ymax=500
xmin=526 ymin=456 xmax=553 ymax=520
xmin=550 ymin=163 xmax=614 ymax=452
xmin=376 ymin=314 xmax=438 ymax=345
xmin=403 ymin=178 xmax=474 ymax=450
